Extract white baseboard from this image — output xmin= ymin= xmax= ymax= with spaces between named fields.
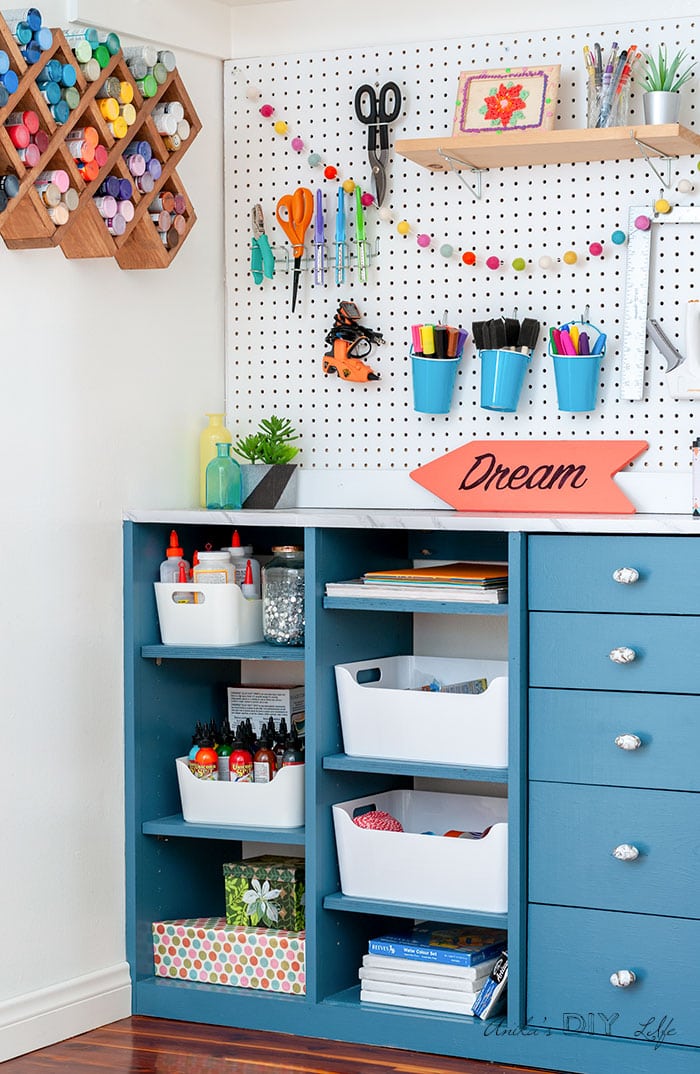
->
xmin=0 ymin=963 xmax=132 ymax=1062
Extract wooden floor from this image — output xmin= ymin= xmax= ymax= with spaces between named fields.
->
xmin=3 ymin=1017 xmax=556 ymax=1074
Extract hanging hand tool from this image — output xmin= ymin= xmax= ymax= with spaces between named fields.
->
xmin=323 ymin=300 xmax=383 ymax=382
xmin=355 ymin=185 xmax=367 ymax=283
xmin=250 ymin=203 xmax=275 ymax=285
xmin=314 ymin=187 xmax=325 ymax=286
xmin=335 ymin=186 xmax=346 ymax=285
xmin=354 ymin=81 xmax=402 ymax=207
xmin=276 ymin=186 xmax=313 ymax=311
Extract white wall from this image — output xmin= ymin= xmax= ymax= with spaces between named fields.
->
xmin=0 ymin=1 xmax=225 ymax=1059
xmin=231 ymin=0 xmax=699 ymax=55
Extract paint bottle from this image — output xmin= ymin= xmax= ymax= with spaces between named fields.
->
xmin=274 ymin=717 xmax=289 ymax=768
xmin=188 ymin=722 xmax=205 ymax=760
xmin=253 ymin=732 xmax=277 ymax=783
xmin=159 ymin=529 xmax=190 ymax=582
xmin=216 ymin=723 xmax=233 ymax=782
xmin=229 ymin=736 xmax=253 ymax=783
xmin=282 ymin=731 xmax=304 ymax=767
xmin=192 ymin=736 xmax=219 ymax=781
xmin=199 ymin=413 xmax=232 ymax=507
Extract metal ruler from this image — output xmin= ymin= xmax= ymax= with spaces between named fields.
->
xmin=620 ymin=205 xmax=700 ymax=401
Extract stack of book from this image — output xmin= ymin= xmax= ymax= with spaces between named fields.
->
xmin=325 ymin=562 xmax=508 ymax=604
xmin=359 ymin=923 xmax=507 ymax=1016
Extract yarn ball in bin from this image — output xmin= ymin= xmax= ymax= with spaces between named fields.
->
xmin=353 ymin=810 xmax=403 ymax=832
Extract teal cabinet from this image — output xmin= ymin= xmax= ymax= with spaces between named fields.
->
xmin=124 ymin=517 xmax=699 ymax=1072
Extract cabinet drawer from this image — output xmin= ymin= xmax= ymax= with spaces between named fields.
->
xmin=529 ymin=535 xmax=700 ymax=613
xmin=528 ymin=904 xmax=700 ymax=1046
xmin=529 ymin=688 xmax=700 ymax=791
xmin=529 ymin=612 xmax=700 ymax=693
xmin=529 ymin=782 xmax=700 ymax=918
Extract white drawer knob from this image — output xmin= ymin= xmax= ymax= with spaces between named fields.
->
xmin=610 ymin=970 xmax=637 ymax=988
xmin=613 ymin=843 xmax=640 ymax=861
xmin=615 ymin=733 xmax=642 ymax=751
xmin=609 ymin=646 xmax=637 ymax=664
xmin=612 ymin=567 xmax=640 ymax=584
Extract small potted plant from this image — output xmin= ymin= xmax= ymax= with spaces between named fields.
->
xmin=232 ymin=415 xmax=300 ymax=509
xmin=641 ymin=45 xmax=696 ymax=125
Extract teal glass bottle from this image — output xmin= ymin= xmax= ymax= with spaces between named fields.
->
xmin=205 ymin=442 xmax=242 ymax=509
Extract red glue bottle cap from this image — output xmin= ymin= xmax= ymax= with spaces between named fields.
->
xmin=177 ymin=560 xmax=188 ymax=583
xmin=231 ymin=529 xmax=241 ymax=547
xmin=166 ymin=529 xmax=184 ymax=558
xmin=244 ymin=559 xmax=253 ymax=585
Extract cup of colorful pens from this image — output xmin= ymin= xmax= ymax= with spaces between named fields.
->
xmin=584 ymin=42 xmax=640 ymax=129
xmin=549 ymin=319 xmax=606 ymax=412
xmin=471 ymin=315 xmax=540 ymax=412
xmin=410 ymin=321 xmax=468 ymax=414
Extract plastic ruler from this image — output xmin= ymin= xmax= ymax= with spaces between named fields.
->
xmin=621 ymin=205 xmax=700 ymax=401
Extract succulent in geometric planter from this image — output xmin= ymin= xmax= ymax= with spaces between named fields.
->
xmin=640 ymin=46 xmax=696 ymax=124
xmin=232 ymin=416 xmax=300 ymax=509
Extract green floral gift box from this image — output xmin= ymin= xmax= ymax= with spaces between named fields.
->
xmin=223 ymin=855 xmax=305 ymax=930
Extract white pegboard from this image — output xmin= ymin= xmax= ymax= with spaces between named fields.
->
xmin=224 ymin=17 xmax=700 ymax=497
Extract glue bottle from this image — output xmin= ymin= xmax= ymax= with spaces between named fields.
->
xmin=159 ymin=529 xmax=190 ymax=582
xmin=221 ymin=530 xmax=261 ymax=595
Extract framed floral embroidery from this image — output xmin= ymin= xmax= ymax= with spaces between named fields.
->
xmin=453 ymin=65 xmax=560 ymax=134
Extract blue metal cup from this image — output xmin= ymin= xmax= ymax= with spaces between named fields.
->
xmin=479 ymin=349 xmax=531 ymax=412
xmin=411 ymin=351 xmax=462 ymax=414
xmin=551 ymin=352 xmax=604 ymax=412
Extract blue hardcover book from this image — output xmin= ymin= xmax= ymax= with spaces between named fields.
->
xmin=368 ymin=924 xmax=507 ymax=968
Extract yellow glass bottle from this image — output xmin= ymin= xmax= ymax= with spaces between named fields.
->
xmin=199 ymin=413 xmax=232 ymax=507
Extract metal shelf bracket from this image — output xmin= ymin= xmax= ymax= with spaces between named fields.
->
xmin=629 ymin=130 xmax=673 ymax=189
xmin=437 ymin=148 xmax=485 ymax=200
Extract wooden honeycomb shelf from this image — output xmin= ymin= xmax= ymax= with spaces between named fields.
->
xmin=0 ymin=15 xmax=200 ymax=268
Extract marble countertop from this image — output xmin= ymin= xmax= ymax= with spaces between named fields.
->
xmin=124 ymin=507 xmax=700 ymax=535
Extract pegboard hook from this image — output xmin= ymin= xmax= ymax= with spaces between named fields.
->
xmin=581 ymin=304 xmax=590 ymax=324
xmin=629 ymin=130 xmax=673 ymax=189
xmin=437 ymin=148 xmax=484 ymax=200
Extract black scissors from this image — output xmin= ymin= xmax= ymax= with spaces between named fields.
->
xmin=354 ymin=81 xmax=402 ymax=207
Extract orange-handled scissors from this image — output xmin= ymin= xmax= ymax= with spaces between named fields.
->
xmin=276 ymin=186 xmax=313 ymax=312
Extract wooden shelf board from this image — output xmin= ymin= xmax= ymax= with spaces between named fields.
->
xmin=142 ymin=812 xmax=305 ymax=844
xmin=323 ymin=753 xmax=508 ymax=783
xmin=395 ymin=123 xmax=700 ymax=171
xmin=322 ymin=892 xmax=507 ymax=929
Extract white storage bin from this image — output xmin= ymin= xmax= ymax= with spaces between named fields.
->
xmin=176 ymin=758 xmax=305 ymax=828
xmin=154 ymin=582 xmax=263 ymax=645
xmin=332 ymin=789 xmax=508 ymax=913
xmin=335 ymin=656 xmax=508 ymax=767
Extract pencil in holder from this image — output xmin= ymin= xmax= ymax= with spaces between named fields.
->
xmin=550 ymin=321 xmax=605 ymax=413
xmin=411 ymin=348 xmax=462 ymax=414
xmin=479 ymin=349 xmax=531 ymax=412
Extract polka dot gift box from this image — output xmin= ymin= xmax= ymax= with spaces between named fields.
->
xmin=152 ymin=918 xmax=306 ymax=993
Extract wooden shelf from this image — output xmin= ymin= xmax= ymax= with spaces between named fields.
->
xmin=395 ymin=122 xmax=700 ymax=171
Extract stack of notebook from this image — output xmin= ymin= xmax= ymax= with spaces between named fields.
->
xmin=359 ymin=923 xmax=507 ymax=1016
xmin=326 ymin=562 xmax=508 ymax=604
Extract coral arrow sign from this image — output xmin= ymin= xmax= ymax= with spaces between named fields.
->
xmin=410 ymin=440 xmax=648 ymax=514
